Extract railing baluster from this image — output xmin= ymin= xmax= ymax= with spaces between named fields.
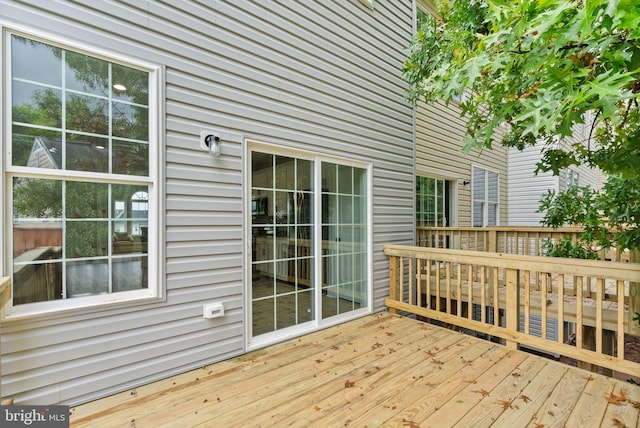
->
xmin=399 ymin=257 xmax=405 ymax=305
xmin=409 ymin=257 xmax=414 ymax=306
xmin=417 ymin=258 xmax=422 ymax=309
xmin=446 ymin=261 xmax=451 ymax=314
xmin=435 ymin=261 xmax=441 ymax=312
xmin=457 ymin=264 xmax=462 ymax=317
xmin=541 ymin=272 xmax=548 ymax=340
xmin=558 ymin=273 xmax=565 ymax=344
xmin=493 ymin=267 xmax=499 ymax=327
xmin=467 ymin=264 xmax=473 ymax=320
xmin=524 ymin=270 xmax=531 ymax=335
xmin=480 ymin=266 xmax=486 ymax=324
xmin=426 ymin=258 xmax=432 ymax=309
xmin=596 ymin=277 xmax=603 ymax=354
xmin=617 ymin=279 xmax=624 ymax=360
xmin=576 ymin=276 xmax=583 ymax=349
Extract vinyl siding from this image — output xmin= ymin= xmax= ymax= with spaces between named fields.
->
xmin=507 ymin=144 xmax=558 ymax=226
xmin=415 ymin=100 xmax=509 ymax=227
xmin=0 ymin=0 xmax=414 ymax=405
xmin=508 ymin=126 xmax=602 ymax=226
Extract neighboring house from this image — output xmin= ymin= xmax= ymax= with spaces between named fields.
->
xmin=1 ymin=0 xmax=415 ymax=405
xmin=507 ymin=140 xmax=603 ymax=227
xmin=414 ymin=1 xmax=509 ymax=229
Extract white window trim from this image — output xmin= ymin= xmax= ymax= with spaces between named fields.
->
xmin=471 ymin=165 xmax=500 ymax=227
xmin=244 ymin=139 xmax=373 ymax=351
xmin=1 ymin=23 xmax=165 ymax=319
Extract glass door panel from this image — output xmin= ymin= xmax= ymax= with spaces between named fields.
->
xmin=250 ymin=150 xmax=368 ymax=341
xmin=251 ymin=152 xmax=315 ymax=338
xmin=321 ymin=162 xmax=368 ymax=320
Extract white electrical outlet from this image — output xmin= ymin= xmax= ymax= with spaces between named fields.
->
xmin=203 ymin=302 xmax=225 ymax=319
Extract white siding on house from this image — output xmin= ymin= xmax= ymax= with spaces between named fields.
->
xmin=508 ymin=128 xmax=602 ymax=226
xmin=507 ymin=144 xmax=558 ymax=226
xmin=1 ymin=0 xmax=414 ymax=405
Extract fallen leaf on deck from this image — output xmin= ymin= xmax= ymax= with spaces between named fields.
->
xmin=426 ymin=350 xmax=436 ymax=357
xmin=520 ymin=395 xmax=531 ymax=403
xmin=371 ymin=342 xmax=383 ymax=350
xmin=618 ymin=389 xmax=626 ymax=401
xmin=331 ymin=345 xmax=340 ymax=350
xmin=315 ymin=359 xmax=323 ymax=363
xmin=345 ymin=380 xmax=356 ymax=388
xmin=401 ymin=418 xmax=420 ymax=427
xmin=431 ymin=359 xmax=444 ymax=365
xmin=606 ymin=388 xmax=625 ymax=406
xmin=612 ymin=418 xmax=626 ymax=427
xmin=498 ymin=400 xmax=513 ymax=410
xmin=511 ymin=372 xmax=521 ymax=377
xmin=386 ymin=332 xmax=395 ymax=336
xmin=585 ymin=375 xmax=594 ymax=382
xmin=472 ymin=389 xmax=490 ymax=397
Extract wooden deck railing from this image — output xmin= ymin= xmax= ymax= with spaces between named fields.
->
xmin=384 ymin=245 xmax=640 ymax=377
xmin=416 ymin=226 xmax=630 ymax=262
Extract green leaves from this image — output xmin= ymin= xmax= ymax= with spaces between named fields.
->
xmin=404 ymin=0 xmax=640 ymax=250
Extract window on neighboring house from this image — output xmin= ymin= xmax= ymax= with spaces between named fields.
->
xmin=416 ymin=176 xmax=450 ymax=227
xmin=472 ymin=167 xmax=499 ymax=227
xmin=5 ymin=31 xmax=161 ymax=315
xmin=416 ymin=5 xmax=430 ymax=28
xmin=567 ymin=169 xmax=579 ymax=188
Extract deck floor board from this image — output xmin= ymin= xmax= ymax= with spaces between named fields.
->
xmin=70 ymin=313 xmax=640 ymax=427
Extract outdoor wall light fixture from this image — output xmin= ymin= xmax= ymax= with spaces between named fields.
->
xmin=201 ymin=131 xmax=221 ymax=157
xmin=462 ymin=180 xmax=470 ymax=186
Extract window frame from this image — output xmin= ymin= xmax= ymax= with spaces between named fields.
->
xmin=2 ymin=24 xmax=164 ymax=319
xmin=471 ymin=165 xmax=499 ymax=227
xmin=416 ymin=175 xmax=452 ymax=227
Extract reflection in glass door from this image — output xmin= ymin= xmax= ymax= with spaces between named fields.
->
xmin=321 ymin=162 xmax=368 ymax=319
xmin=249 ymin=150 xmax=368 ymax=340
xmin=251 ymin=152 xmax=314 ymax=337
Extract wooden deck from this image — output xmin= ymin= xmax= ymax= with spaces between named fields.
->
xmin=70 ymin=313 xmax=640 ymax=428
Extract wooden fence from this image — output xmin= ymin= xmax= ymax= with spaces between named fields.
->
xmin=384 ymin=245 xmax=640 ymax=377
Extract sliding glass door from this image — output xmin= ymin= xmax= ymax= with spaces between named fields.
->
xmin=249 ymin=148 xmax=369 ymax=343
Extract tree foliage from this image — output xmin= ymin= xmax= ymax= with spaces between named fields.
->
xmin=404 ymin=0 xmax=640 ymax=251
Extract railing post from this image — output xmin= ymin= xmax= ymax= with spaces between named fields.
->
xmin=389 ymin=255 xmax=398 ymax=314
xmin=505 ymin=268 xmax=520 ymax=350
xmin=630 ymin=249 xmax=639 ymax=336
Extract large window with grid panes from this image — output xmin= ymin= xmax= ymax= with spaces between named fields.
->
xmin=4 ymin=28 xmax=161 ymax=316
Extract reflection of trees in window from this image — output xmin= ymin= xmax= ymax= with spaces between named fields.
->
xmin=13 ymin=178 xmax=62 ymax=219
xmin=9 ymin=34 xmax=152 ymax=305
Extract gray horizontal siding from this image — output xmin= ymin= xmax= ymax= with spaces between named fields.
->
xmin=416 ymin=100 xmax=509 ymax=226
xmin=1 ymin=0 xmax=414 ymax=405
